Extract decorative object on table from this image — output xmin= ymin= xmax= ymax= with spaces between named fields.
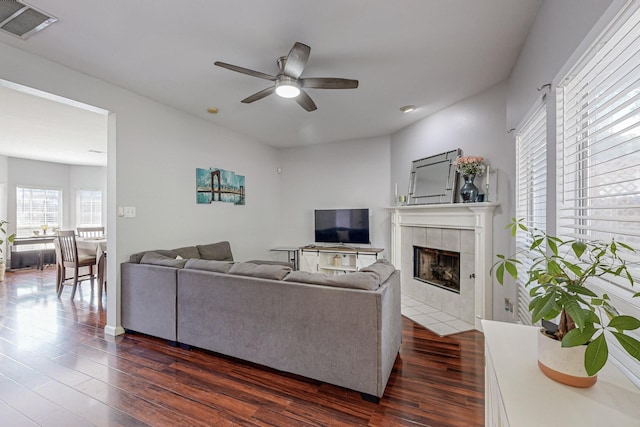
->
xmin=407 ymin=148 xmax=460 ymax=205
xmin=196 ymin=167 xmax=246 ymax=205
xmin=40 ymin=224 xmax=48 ymax=235
xmin=485 ymin=165 xmax=491 ymax=202
xmin=492 ymin=218 xmax=640 ymax=387
xmin=453 ymin=155 xmax=485 ymax=203
xmin=33 ymin=230 xmax=40 ymax=236
xmin=0 ymin=220 xmax=16 ymax=282
xmin=398 ymin=195 xmax=407 ymax=205
xmin=476 ymin=194 xmax=485 ymax=202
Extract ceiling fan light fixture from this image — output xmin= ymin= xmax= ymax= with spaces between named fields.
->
xmin=275 ymin=77 xmax=300 ymax=98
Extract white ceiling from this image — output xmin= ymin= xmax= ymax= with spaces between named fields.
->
xmin=0 ymin=83 xmax=108 ymax=166
xmin=0 ymin=0 xmax=540 ymax=165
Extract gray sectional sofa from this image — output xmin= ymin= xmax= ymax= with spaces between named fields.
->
xmin=121 ymin=241 xmax=402 ymax=400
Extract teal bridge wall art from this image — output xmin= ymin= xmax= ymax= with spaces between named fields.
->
xmin=196 ymin=167 xmax=246 ymax=205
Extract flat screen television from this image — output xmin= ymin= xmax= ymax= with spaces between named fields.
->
xmin=314 ymin=208 xmax=370 ymax=244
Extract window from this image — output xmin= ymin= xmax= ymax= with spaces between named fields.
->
xmin=556 ymin=3 xmax=640 ymax=384
xmin=515 ymin=99 xmax=547 ymax=325
xmin=16 ymin=187 xmax=62 ymax=237
xmin=77 ymin=190 xmax=102 ymax=227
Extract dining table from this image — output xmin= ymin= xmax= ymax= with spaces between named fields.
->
xmin=76 ymin=236 xmax=107 ymax=299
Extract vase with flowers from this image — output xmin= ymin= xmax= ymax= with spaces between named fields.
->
xmin=453 ymin=156 xmax=485 ymax=202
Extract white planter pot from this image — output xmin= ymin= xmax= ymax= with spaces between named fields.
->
xmin=537 ymin=328 xmax=597 ymax=388
xmin=0 ymin=262 xmax=5 ymax=281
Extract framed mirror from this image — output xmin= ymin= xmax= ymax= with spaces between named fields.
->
xmin=407 ymin=148 xmax=460 ymax=205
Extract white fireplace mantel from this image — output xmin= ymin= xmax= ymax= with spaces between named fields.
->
xmin=390 ymin=202 xmax=499 ymax=331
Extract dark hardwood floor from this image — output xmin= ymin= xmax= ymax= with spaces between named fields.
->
xmin=0 ymin=268 xmax=484 ymax=426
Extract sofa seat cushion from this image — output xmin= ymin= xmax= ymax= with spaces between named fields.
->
xmin=197 ymin=241 xmax=233 ymax=261
xmin=228 ymin=262 xmax=292 ymax=280
xmin=140 ymin=251 xmax=188 ymax=268
xmin=284 ymin=271 xmax=380 ymax=291
xmin=184 ymin=258 xmax=234 ymax=273
xmin=359 ymin=259 xmax=396 ymax=284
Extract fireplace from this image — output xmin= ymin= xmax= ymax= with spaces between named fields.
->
xmin=391 ymin=204 xmax=497 ymax=330
xmin=413 ymin=246 xmax=461 ymax=293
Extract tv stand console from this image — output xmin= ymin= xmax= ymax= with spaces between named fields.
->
xmin=299 ymin=246 xmax=384 ymax=275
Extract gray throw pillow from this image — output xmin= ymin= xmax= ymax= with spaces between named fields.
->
xmin=197 ymin=241 xmax=234 ymax=261
xmin=284 ymin=271 xmax=380 ymax=291
xmin=184 ymin=258 xmax=233 ymax=273
xmin=359 ymin=259 xmax=396 ymax=284
xmin=140 ymin=251 xmax=188 ymax=268
xmin=228 ymin=262 xmax=292 ymax=280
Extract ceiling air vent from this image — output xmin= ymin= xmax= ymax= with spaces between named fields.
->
xmin=0 ymin=0 xmax=57 ymax=40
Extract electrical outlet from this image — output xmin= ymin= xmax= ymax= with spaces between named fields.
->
xmin=123 ymin=206 xmax=136 ymax=218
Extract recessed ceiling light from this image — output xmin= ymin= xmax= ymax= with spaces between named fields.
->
xmin=400 ymin=105 xmax=417 ymax=113
xmin=207 ymin=107 xmax=219 ymax=114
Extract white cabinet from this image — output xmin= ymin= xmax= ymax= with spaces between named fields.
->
xmin=299 ymin=247 xmax=383 ymax=275
xmin=482 ymin=320 xmax=640 ymax=427
xmin=299 ymin=249 xmax=319 ymax=272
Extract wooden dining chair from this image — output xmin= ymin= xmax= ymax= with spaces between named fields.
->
xmin=56 ymin=230 xmax=97 ymax=299
xmin=77 ymin=226 xmax=105 ymax=238
xmin=53 ymin=237 xmax=64 ymax=294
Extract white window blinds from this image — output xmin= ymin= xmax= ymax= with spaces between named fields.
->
xmin=515 ymin=99 xmax=547 ymax=325
xmin=557 ymin=2 xmax=640 ymax=386
xmin=77 ymin=190 xmax=102 ymax=227
xmin=16 ymin=187 xmax=62 ymax=237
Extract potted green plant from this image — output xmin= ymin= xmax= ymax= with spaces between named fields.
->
xmin=492 ymin=218 xmax=640 ymax=387
xmin=0 ymin=219 xmax=16 ymax=281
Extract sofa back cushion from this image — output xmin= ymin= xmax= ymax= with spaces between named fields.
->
xmin=184 ymin=258 xmax=234 ymax=273
xmin=172 ymin=246 xmax=201 ymax=260
xmin=129 ymin=248 xmax=196 ymax=263
xmin=197 ymin=241 xmax=233 ymax=261
xmin=228 ymin=262 xmax=292 ymax=280
xmin=358 ymin=259 xmax=396 ymax=284
xmin=140 ymin=251 xmax=188 ymax=268
xmin=284 ymin=271 xmax=380 ymax=291
xmin=129 ymin=249 xmax=173 ymax=263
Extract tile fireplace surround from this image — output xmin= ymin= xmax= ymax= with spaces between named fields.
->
xmin=390 ymin=203 xmax=498 ymax=331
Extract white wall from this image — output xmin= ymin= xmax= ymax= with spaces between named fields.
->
xmin=390 ymin=82 xmax=514 ymax=321
xmin=7 ymin=158 xmax=70 ymax=234
xmin=277 ymin=136 xmax=391 ymax=254
xmin=0 ymin=155 xmax=7 ymax=260
xmin=0 ymin=41 xmax=280 ymax=334
xmin=5 ymin=158 xmax=106 ymax=234
xmin=507 ymin=0 xmax=615 ymax=130
xmin=508 ymin=0 xmax=615 ymax=238
xmin=68 ymin=165 xmax=107 ymax=230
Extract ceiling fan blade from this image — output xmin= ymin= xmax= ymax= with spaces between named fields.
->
xmin=301 ymin=78 xmax=359 ymax=89
xmin=241 ymin=86 xmax=275 ymax=103
xmin=283 ymin=42 xmax=311 ymax=78
xmin=214 ymin=61 xmax=277 ymax=81
xmin=295 ymin=90 xmax=317 ymax=112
